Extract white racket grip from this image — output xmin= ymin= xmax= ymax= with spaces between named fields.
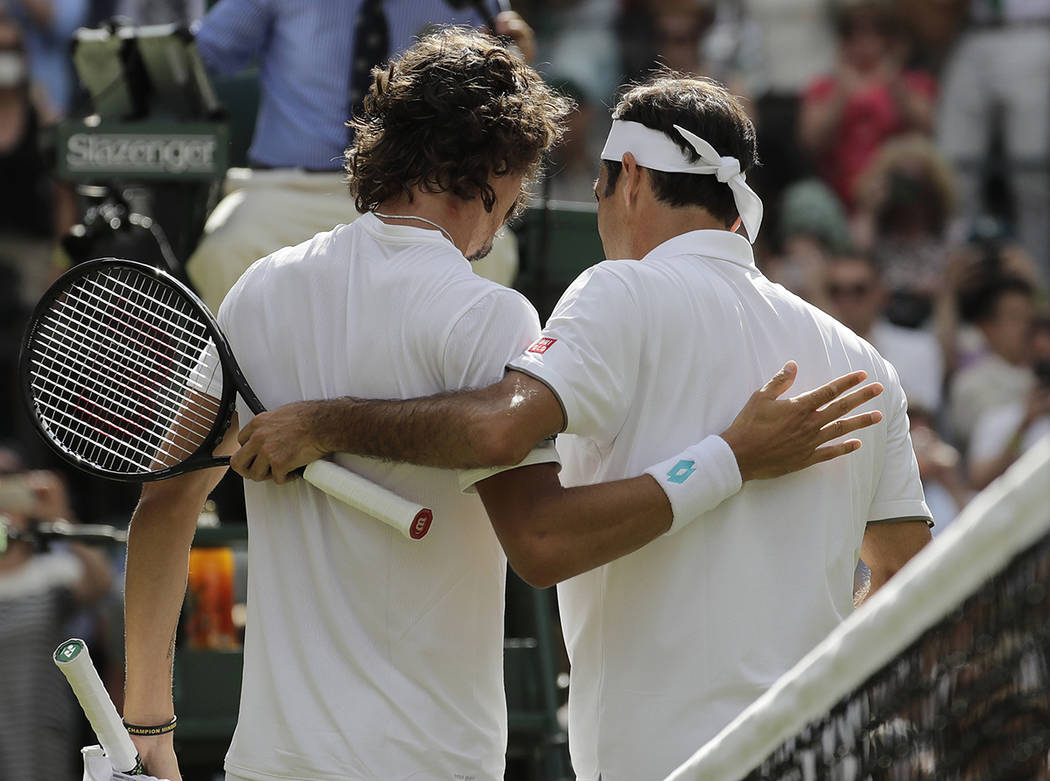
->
xmin=54 ymin=639 xmax=142 ymax=774
xmin=302 ymin=459 xmax=433 ymax=540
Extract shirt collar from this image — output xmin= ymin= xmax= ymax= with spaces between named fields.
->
xmin=640 ymin=229 xmax=757 ymax=271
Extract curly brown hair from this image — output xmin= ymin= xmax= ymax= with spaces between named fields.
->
xmin=346 ymin=28 xmax=571 ymax=215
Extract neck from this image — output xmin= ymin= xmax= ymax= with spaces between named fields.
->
xmin=374 ymin=191 xmax=478 ymax=256
xmin=622 ymin=205 xmax=733 ymax=260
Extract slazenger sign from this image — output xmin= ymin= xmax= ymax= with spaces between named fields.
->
xmin=57 ymin=123 xmax=227 ymax=180
xmin=66 ymin=133 xmax=216 ymax=174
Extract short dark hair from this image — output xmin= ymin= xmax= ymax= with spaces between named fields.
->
xmin=602 ymin=74 xmax=758 ymax=227
xmin=346 ymin=28 xmax=571 ymax=215
xmin=959 ymin=274 xmax=1035 ymax=324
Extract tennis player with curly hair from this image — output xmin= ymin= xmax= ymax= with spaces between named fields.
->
xmin=126 ymin=31 xmax=886 ymax=781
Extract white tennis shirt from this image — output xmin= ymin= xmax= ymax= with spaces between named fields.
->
xmin=217 ymin=213 xmax=552 ymax=781
xmin=509 ymin=230 xmax=931 ymax=781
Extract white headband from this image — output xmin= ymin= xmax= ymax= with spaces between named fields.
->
xmin=600 ymin=119 xmax=763 ymax=243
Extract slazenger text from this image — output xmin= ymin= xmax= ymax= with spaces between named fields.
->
xmin=65 ymin=134 xmax=217 ymax=174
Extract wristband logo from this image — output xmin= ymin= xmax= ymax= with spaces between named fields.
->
xmin=667 ymin=459 xmax=696 ymax=484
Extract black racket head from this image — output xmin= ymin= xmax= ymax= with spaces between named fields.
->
xmin=19 ymin=258 xmax=240 ymax=482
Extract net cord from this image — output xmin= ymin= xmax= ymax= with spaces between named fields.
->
xmin=664 ymin=434 xmax=1050 ymax=781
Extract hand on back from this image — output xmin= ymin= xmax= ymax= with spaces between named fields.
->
xmin=721 ymin=361 xmax=884 ymax=481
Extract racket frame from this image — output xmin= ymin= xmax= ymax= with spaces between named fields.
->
xmin=20 ymin=257 xmax=262 ymax=482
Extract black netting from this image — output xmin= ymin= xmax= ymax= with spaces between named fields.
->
xmin=744 ymin=531 xmax=1050 ymax=781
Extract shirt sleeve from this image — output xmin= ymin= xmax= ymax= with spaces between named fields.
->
xmin=868 ymin=361 xmax=933 ymax=524
xmin=458 ymin=439 xmax=561 ymax=493
xmin=441 ymin=287 xmax=541 ymax=390
xmin=194 ymin=0 xmax=273 ymax=75
xmin=508 ymin=264 xmax=641 ymax=444
xmin=442 ymin=288 xmax=560 ymax=485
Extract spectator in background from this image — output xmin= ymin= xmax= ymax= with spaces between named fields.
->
xmin=532 ymin=0 xmax=620 ymax=112
xmin=949 ymin=273 xmax=1038 ymax=446
xmin=703 ymin=0 xmax=836 ymax=240
xmin=617 ymin=1 xmax=752 ymax=99
xmin=935 ymin=218 xmax=1044 ymax=376
xmin=0 ymin=445 xmax=113 ymax=781
xmin=0 ymin=13 xmax=55 ymax=301
xmin=761 ymin=178 xmax=850 ymax=311
xmin=1 ymin=0 xmax=87 ymax=119
xmin=850 ymin=134 xmax=957 ymax=329
xmin=909 ymin=407 xmax=971 ymax=535
xmin=799 ymin=0 xmax=935 ymax=210
xmin=184 ymin=3 xmax=537 ymax=313
xmin=824 ymin=252 xmax=944 ymax=417
xmin=937 ymin=0 xmax=1050 ymax=283
xmin=545 ymin=78 xmax=597 ymax=203
xmin=856 ymin=407 xmax=963 ymax=589
xmin=894 ymin=0 xmax=968 ymax=74
xmin=967 ymin=313 xmax=1050 ymax=490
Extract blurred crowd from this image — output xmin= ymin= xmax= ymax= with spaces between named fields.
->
xmin=1 ymin=0 xmax=1049 ymax=777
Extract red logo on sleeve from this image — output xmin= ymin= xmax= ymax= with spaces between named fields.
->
xmin=527 ymin=337 xmax=557 ymax=354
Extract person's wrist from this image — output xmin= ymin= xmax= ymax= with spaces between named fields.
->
xmin=644 ymin=435 xmax=742 ymax=535
xmin=124 ymin=715 xmax=177 ymax=736
xmin=305 ymin=400 xmax=337 ymax=456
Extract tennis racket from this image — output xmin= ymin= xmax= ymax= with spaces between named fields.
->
xmin=20 ymin=258 xmax=433 ymax=540
xmin=54 ymin=638 xmax=143 ymax=775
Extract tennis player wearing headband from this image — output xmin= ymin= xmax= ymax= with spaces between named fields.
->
xmin=233 ymin=74 xmax=931 ymax=780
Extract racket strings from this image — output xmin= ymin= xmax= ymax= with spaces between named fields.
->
xmin=29 ymin=344 xmax=207 ymax=466
xmin=32 ymin=324 xmax=216 ymax=444
xmin=27 ymin=267 xmax=225 ymax=474
xmin=40 ymin=291 xmax=218 ymax=424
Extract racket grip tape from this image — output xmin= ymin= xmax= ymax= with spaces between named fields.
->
xmin=302 ymin=459 xmax=433 ymax=539
xmin=54 ymin=638 xmax=143 ymax=774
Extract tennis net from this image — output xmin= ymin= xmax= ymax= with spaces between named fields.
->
xmin=666 ymin=435 xmax=1050 ymax=781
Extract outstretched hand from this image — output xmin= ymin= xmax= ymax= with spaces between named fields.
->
xmin=720 ymin=361 xmax=883 ymax=482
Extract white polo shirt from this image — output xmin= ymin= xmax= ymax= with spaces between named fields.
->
xmin=509 ymin=230 xmax=931 ymax=781
xmin=217 ymin=213 xmax=554 ymax=781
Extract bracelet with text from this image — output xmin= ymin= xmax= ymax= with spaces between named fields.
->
xmin=123 ymin=716 xmax=177 ymax=736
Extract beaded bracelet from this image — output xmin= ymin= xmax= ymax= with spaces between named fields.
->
xmin=123 ymin=716 xmax=177 ymax=736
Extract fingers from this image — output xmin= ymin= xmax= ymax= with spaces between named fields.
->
xmin=758 ymin=360 xmax=798 ymax=399
xmin=814 ymin=382 xmax=884 ymax=427
xmin=229 ymin=437 xmax=259 ymax=480
xmin=808 ymin=439 xmax=863 ymax=466
xmin=237 ymin=415 xmax=259 ymax=446
xmin=794 ymin=369 xmax=868 ymax=410
xmin=814 ymin=410 xmax=884 ymax=446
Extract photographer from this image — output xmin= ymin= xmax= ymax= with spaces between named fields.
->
xmin=967 ymin=315 xmax=1050 ymax=490
xmin=0 ymin=445 xmax=112 ymax=780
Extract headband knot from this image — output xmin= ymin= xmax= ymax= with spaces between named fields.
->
xmin=716 ymin=157 xmax=741 ymax=184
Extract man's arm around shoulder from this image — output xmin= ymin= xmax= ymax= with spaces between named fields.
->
xmin=472 ymin=362 xmax=886 ymax=588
